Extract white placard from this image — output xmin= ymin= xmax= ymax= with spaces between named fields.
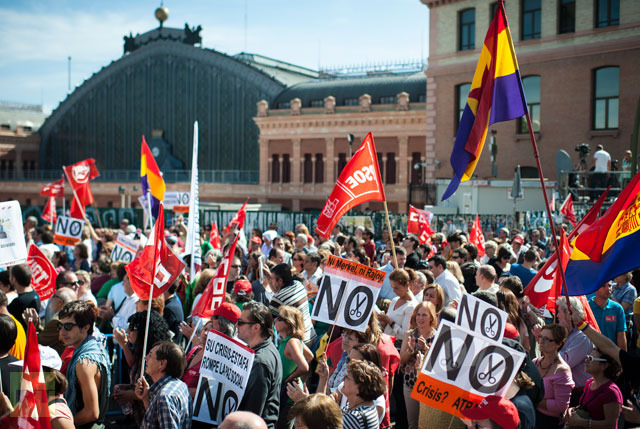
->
xmin=193 ymin=376 xmax=241 ymax=425
xmin=53 ymin=216 xmax=85 ymax=246
xmin=164 ymin=192 xmax=190 ymax=210
xmin=455 ymin=293 xmax=509 ymax=343
xmin=111 ymin=233 xmax=138 ymax=262
xmin=0 ymin=201 xmax=28 ymax=267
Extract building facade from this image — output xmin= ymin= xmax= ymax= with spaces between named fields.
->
xmin=422 ymin=0 xmax=640 ymax=193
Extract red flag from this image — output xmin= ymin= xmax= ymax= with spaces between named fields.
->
xmin=407 ymin=205 xmax=434 ymax=245
xmin=27 ymin=246 xmax=57 ymax=300
xmin=192 ymin=235 xmax=239 ymax=318
xmin=0 ymin=323 xmax=51 ymax=429
xmin=41 ymin=196 xmax=57 ymax=225
xmin=560 ymin=194 xmax=577 ymax=226
xmin=316 ymin=132 xmax=385 ymax=239
xmin=63 ymin=159 xmax=99 ymax=219
xmin=469 ymin=214 xmax=486 ymax=258
xmin=550 ymin=193 xmax=556 ymax=212
xmin=575 ymin=171 xmax=640 ymax=262
xmin=209 ymin=222 xmax=221 ymax=250
xmin=546 ymin=229 xmax=571 ymax=314
xmin=40 ymin=176 xmax=64 ymax=198
xmin=579 ymin=295 xmax=601 ymax=333
xmin=126 ymin=205 xmax=185 ymax=300
xmin=524 ymin=189 xmax=608 ymax=308
xmin=224 ymin=200 xmax=248 ymax=236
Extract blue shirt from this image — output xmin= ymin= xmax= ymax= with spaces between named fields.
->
xmin=611 ymin=282 xmax=637 ymax=325
xmin=378 ymin=263 xmax=396 ymax=301
xmin=589 ymin=298 xmax=626 ymax=345
xmin=142 ymin=375 xmax=192 ymax=429
xmin=509 ymin=264 xmax=537 ymax=288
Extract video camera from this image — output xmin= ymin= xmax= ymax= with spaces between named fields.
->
xmin=575 ymin=143 xmax=590 ymax=162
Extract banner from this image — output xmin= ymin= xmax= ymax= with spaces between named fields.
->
xmin=41 ymin=196 xmax=57 ymax=225
xmin=111 ymin=233 xmax=138 ymax=263
xmin=407 ymin=205 xmax=434 ymax=245
xmin=27 ymin=245 xmax=57 ymax=300
xmin=193 ymin=329 xmax=255 ymax=425
xmin=223 ymin=200 xmax=248 ymax=236
xmin=311 ymin=255 xmax=385 ymax=332
xmin=209 ymin=222 xmax=221 ymax=250
xmin=0 ymin=201 xmax=28 ymax=267
xmin=455 ymin=293 xmax=508 ymax=343
xmin=53 ymin=216 xmax=85 ymax=247
xmin=316 ymin=132 xmax=385 ymax=239
xmin=411 ymin=320 xmax=525 ymax=419
xmin=163 ymin=192 xmax=190 ymax=212
xmin=184 ymin=121 xmax=202 ymax=280
xmin=40 ymin=177 xmax=65 ymax=198
xmin=469 ymin=214 xmax=486 ymax=258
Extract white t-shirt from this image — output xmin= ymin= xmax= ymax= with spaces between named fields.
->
xmin=594 ymin=150 xmax=611 ymax=172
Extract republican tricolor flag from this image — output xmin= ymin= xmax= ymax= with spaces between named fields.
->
xmin=442 ymin=0 xmax=528 ymax=200
xmin=140 ymin=136 xmax=165 ymax=220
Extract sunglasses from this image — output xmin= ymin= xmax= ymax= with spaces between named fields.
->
xmin=236 ymin=319 xmax=256 ymax=326
xmin=61 ymin=281 xmax=80 ymax=287
xmin=585 ymin=355 xmax=608 ymax=363
xmin=56 ymin=321 xmax=80 ymax=331
xmin=231 ymin=265 xmax=242 ymax=269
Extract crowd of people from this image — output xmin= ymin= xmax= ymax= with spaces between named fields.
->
xmin=1 ymin=214 xmax=640 ymax=429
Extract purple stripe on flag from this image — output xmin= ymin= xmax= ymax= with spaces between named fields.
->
xmin=489 ymin=70 xmax=528 ymax=124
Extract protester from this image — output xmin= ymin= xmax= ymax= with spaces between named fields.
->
xmin=399 ymin=302 xmax=437 ymax=429
xmin=0 ymin=314 xmax=19 ymax=402
xmin=7 ymin=264 xmax=41 ymax=330
xmin=75 ymin=270 xmax=97 ymax=305
xmin=182 ymin=319 xmax=214 ymax=397
xmin=220 ymin=411 xmax=269 ymax=429
xmin=24 ymin=287 xmax=77 ymax=355
xmin=589 ymin=282 xmax=627 ymax=350
xmin=59 ymin=300 xmax=111 ymax=428
xmin=428 ymin=255 xmax=462 ymax=306
xmin=163 ymin=282 xmax=184 ymax=341
xmin=288 ymin=394 xmax=342 ymax=429
xmin=340 ymin=360 xmax=386 ymax=429
xmin=0 ymin=271 xmax=17 ymax=304
xmin=72 ymin=243 xmax=91 ymax=272
xmin=135 ymin=341 xmax=193 ymax=429
xmin=423 ymin=283 xmax=445 ymax=314
xmin=0 ymin=289 xmax=26 ymax=360
xmin=237 ymin=301 xmax=282 ymax=428
xmin=611 ymin=271 xmax=636 ymax=330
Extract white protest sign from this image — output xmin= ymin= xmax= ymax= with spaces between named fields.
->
xmin=411 ymin=320 xmax=525 ymax=419
xmin=193 ymin=329 xmax=255 ymax=425
xmin=111 ymin=233 xmax=138 ymax=263
xmin=456 ymin=293 xmax=509 ymax=343
xmin=53 ymin=216 xmax=85 ymax=247
xmin=164 ymin=192 xmax=190 ymax=212
xmin=311 ymin=255 xmax=385 ymax=332
xmin=0 ymin=201 xmax=28 ymax=267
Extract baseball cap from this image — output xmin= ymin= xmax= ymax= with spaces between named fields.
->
xmin=126 ymin=225 xmax=136 ymax=234
xmin=512 ymin=235 xmax=524 ymax=245
xmin=461 ymin=395 xmax=520 ymax=429
xmin=212 ymin=302 xmax=241 ymax=323
xmin=503 ymin=322 xmax=519 ymax=340
xmin=250 ymin=236 xmax=262 ymax=245
xmin=233 ymin=279 xmax=253 ymax=296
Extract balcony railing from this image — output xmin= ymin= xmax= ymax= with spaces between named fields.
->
xmin=559 ymin=169 xmax=629 ymax=208
xmin=0 ymin=169 xmax=259 ymax=184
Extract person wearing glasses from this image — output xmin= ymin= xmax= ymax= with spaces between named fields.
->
xmin=237 ymin=301 xmax=282 ymax=429
xmin=7 ymin=264 xmax=41 ymax=330
xmin=75 ymin=270 xmax=97 ymax=305
xmin=58 ymin=300 xmax=111 ymax=429
xmin=23 ymin=287 xmax=77 ymax=355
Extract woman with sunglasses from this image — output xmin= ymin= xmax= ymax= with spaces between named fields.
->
xmin=533 ymin=324 xmax=573 ymax=428
xmin=291 ymin=251 xmax=306 ymax=274
xmin=275 ymin=305 xmax=312 ymax=429
xmin=564 ymin=348 xmax=622 ymax=428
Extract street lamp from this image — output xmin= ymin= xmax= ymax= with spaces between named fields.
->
xmin=489 ymin=129 xmax=498 ymax=177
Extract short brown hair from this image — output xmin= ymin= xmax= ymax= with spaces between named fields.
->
xmin=346 ymin=360 xmax=386 ymax=401
xmin=289 ymin=394 xmax=343 ymax=429
xmin=541 ymin=323 xmax=568 ymax=348
xmin=153 ymin=341 xmax=186 ymax=378
xmin=58 ymin=300 xmax=97 ymax=335
xmin=389 ymin=268 xmax=410 ymax=286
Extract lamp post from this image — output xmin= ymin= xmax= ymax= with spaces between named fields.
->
xmin=489 ymin=129 xmax=498 ymax=177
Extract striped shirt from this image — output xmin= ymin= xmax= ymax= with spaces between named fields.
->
xmin=342 ymin=403 xmax=379 ymax=429
xmin=270 ymin=280 xmax=316 ymax=345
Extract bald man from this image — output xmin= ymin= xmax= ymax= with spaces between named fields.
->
xmin=219 ymin=411 xmax=267 ymax=429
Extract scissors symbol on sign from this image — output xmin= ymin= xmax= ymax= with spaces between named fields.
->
xmin=484 ymin=315 xmax=498 ymax=337
xmin=349 ymin=293 xmax=366 ymax=318
xmin=478 ymin=354 xmax=503 ymax=385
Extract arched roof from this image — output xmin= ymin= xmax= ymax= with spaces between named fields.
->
xmin=271 ymin=72 xmax=426 ymax=108
xmin=39 ymin=36 xmax=285 ymax=172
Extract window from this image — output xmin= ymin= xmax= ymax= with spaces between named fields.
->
xmin=490 ymin=2 xmax=498 ymax=21
xmin=521 ymin=0 xmax=541 ymax=40
xmin=593 ymin=67 xmax=619 ymax=130
xmin=411 ymin=152 xmax=423 ymax=184
xmin=455 ymin=83 xmax=471 ymax=131
xmin=377 ymin=152 xmax=384 ymax=181
xmin=459 ymin=8 xmax=476 ymax=51
xmin=303 ymin=154 xmax=313 ymax=183
xmin=344 ymin=98 xmax=359 ymax=106
xmin=596 ymin=0 xmax=619 ymax=28
xmin=337 ymin=153 xmax=347 ymax=177
xmin=310 ymin=100 xmax=324 ymax=108
xmin=282 ymin=154 xmax=291 ymax=183
xmin=518 ymin=76 xmax=541 ymax=134
xmin=558 ymin=0 xmax=575 ymax=34
xmin=380 ymin=96 xmax=395 ymax=104
xmin=1 ymin=124 xmax=10 ymax=130
xmin=385 ymin=152 xmax=396 ymax=184
xmin=271 ymin=154 xmax=280 ymax=183
xmin=315 ymin=154 xmax=324 ymax=183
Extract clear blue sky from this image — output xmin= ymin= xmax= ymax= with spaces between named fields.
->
xmin=0 ymin=0 xmax=429 ymax=114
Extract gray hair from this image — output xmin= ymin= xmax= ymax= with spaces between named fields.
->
xmin=56 ymin=287 xmax=78 ymax=304
xmin=296 ymin=234 xmax=308 ymax=244
xmin=217 ymin=316 xmax=236 ymax=338
xmin=556 ymin=296 xmax=584 ymax=321
xmin=414 ymin=271 xmax=427 ymax=287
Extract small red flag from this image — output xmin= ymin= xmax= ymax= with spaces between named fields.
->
xmin=40 ymin=176 xmax=65 ymax=198
xmin=546 ymin=229 xmax=572 ymax=314
xmin=192 ymin=235 xmax=239 ymax=318
xmin=407 ymin=205 xmax=434 ymax=245
xmin=209 ymin=222 xmax=221 ymax=250
xmin=560 ymin=194 xmax=577 ymax=226
xmin=27 ymin=245 xmax=57 ymax=300
xmin=0 ymin=323 xmax=52 ymax=429
xmin=316 ymin=132 xmax=385 ymax=239
xmin=224 ymin=200 xmax=248 ymax=236
xmin=63 ymin=159 xmax=99 ymax=219
xmin=126 ymin=205 xmax=185 ymax=300
xmin=41 ymin=196 xmax=57 ymax=225
xmin=469 ymin=214 xmax=486 ymax=258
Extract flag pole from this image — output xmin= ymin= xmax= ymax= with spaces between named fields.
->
xmin=63 ymin=166 xmax=98 ymax=237
xmin=383 ymin=201 xmax=398 ymax=268
xmin=184 ymin=317 xmax=203 ymax=352
xmin=524 ymin=113 xmax=573 ymax=314
xmin=91 ymin=203 xmax=104 ymax=229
